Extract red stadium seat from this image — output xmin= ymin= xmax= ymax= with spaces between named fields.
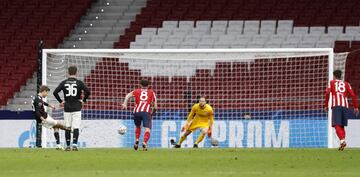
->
xmin=45 ymin=0 xmax=357 ymax=110
xmin=334 ymin=41 xmax=351 ymax=53
xmin=351 ymin=41 xmax=360 ymax=51
xmin=0 ymin=0 xmax=92 ymax=106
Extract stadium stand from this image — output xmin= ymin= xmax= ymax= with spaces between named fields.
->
xmin=1 ymin=0 xmax=360 ymax=111
xmin=110 ymin=0 xmax=360 ymax=110
xmin=0 ymin=0 xmax=92 ymax=110
xmin=115 ymin=0 xmax=360 ymax=49
xmin=61 ymin=0 xmax=147 ymax=49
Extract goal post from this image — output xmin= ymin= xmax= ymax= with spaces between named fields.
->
xmin=327 ymin=49 xmax=334 ymax=149
xmin=41 ymin=48 xmax=341 ymax=148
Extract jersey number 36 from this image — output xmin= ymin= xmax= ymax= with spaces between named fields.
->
xmin=65 ymin=84 xmax=77 ymax=96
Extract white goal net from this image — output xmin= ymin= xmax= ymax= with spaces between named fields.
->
xmin=42 ymin=49 xmax=346 ymax=148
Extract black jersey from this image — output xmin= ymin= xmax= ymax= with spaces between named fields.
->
xmin=53 ymin=77 xmax=90 ymax=112
xmin=32 ymin=95 xmax=49 ymax=120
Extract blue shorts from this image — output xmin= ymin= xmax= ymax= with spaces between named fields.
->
xmin=332 ymin=106 xmax=352 ymax=127
xmin=133 ymin=112 xmax=152 ymax=129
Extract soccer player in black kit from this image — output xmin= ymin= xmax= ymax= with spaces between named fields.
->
xmin=32 ymin=85 xmax=68 ymax=149
xmin=53 ymin=66 xmax=90 ymax=151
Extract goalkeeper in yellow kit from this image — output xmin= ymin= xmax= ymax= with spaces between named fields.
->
xmin=172 ymin=96 xmax=214 ymax=148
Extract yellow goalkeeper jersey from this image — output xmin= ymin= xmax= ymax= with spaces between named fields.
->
xmin=187 ymin=103 xmax=214 ymax=130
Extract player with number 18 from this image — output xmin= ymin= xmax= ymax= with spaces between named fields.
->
xmin=325 ymin=70 xmax=358 ymax=151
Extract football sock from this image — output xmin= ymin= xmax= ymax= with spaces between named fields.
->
xmin=178 ymin=135 xmax=187 ymax=145
xmin=54 ymin=132 xmax=60 ymax=144
xmin=195 ymin=133 xmax=205 ymax=145
xmin=143 ymin=131 xmax=150 ymax=143
xmin=334 ymin=125 xmax=345 ymax=140
xmin=36 ymin=122 xmax=42 ymax=147
xmin=135 ymin=127 xmax=141 ymax=141
xmin=65 ymin=129 xmax=71 ymax=147
xmin=73 ymin=129 xmax=79 ymax=145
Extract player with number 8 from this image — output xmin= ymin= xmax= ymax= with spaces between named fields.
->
xmin=122 ymin=79 xmax=157 ymax=151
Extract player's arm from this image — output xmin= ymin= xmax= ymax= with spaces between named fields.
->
xmin=43 ymin=101 xmax=55 ymax=110
xmin=209 ymin=112 xmax=214 ymax=128
xmin=182 ymin=106 xmax=196 ymax=131
xmin=121 ymin=91 xmax=134 ymax=109
xmin=207 ymin=110 xmax=214 ymax=137
xmin=347 ymin=83 xmax=359 ymax=114
xmin=324 ymin=82 xmax=331 ymax=112
xmin=152 ymin=92 xmax=158 ymax=114
xmin=81 ymin=81 xmax=91 ymax=103
xmin=33 ymin=98 xmax=46 ymax=122
xmin=53 ymin=81 xmax=64 ymax=103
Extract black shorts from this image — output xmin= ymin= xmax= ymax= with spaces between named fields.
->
xmin=332 ymin=106 xmax=353 ymax=127
xmin=133 ymin=112 xmax=152 ymax=129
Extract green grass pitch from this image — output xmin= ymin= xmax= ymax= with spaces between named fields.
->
xmin=0 ymin=148 xmax=359 ymax=177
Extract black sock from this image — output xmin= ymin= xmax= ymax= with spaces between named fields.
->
xmin=65 ymin=130 xmax=71 ymax=147
xmin=35 ymin=122 xmax=42 ymax=147
xmin=73 ymin=129 xmax=79 ymax=145
xmin=54 ymin=132 xmax=60 ymax=144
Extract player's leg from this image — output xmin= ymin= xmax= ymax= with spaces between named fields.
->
xmin=332 ymin=107 xmax=346 ymax=150
xmin=63 ymin=112 xmax=72 ymax=151
xmin=142 ymin=127 xmax=150 ymax=151
xmin=53 ymin=128 xmax=64 ymax=150
xmin=53 ymin=122 xmax=70 ymax=131
xmin=174 ymin=130 xmax=192 ymax=148
xmin=42 ymin=116 xmax=64 ymax=150
xmin=142 ymin=112 xmax=152 ymax=151
xmin=35 ymin=119 xmax=42 ymax=148
xmin=338 ymin=107 xmax=350 ymax=151
xmin=194 ymin=127 xmax=208 ymax=148
xmin=53 ymin=120 xmax=67 ymax=150
xmin=338 ymin=125 xmax=346 ymax=151
xmin=133 ymin=113 xmax=142 ymax=150
xmin=71 ymin=111 xmax=82 ymax=151
xmin=42 ymin=115 xmax=60 ymax=131
xmin=335 ymin=123 xmax=346 ymax=151
xmin=175 ymin=123 xmax=199 ymax=148
xmin=53 ymin=128 xmax=60 ymax=145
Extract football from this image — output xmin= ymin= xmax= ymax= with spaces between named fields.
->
xmin=118 ymin=125 xmax=127 ymax=135
xmin=210 ymin=138 xmax=219 ymax=146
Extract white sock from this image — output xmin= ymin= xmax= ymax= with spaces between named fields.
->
xmin=340 ymin=139 xmax=346 ymax=144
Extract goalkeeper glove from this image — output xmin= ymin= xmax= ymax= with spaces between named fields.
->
xmin=207 ymin=127 xmax=212 ymax=137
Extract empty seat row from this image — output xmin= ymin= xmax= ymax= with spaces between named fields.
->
xmin=130 ymin=40 xmax=335 ymax=49
xmin=141 ymin=21 xmax=360 ymax=36
xmin=62 ymin=0 xmax=147 ymax=49
xmin=135 ymin=33 xmax=360 ymax=44
xmin=116 ymin=0 xmax=360 ymax=48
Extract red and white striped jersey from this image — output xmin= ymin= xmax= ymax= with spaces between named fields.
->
xmin=325 ymin=79 xmax=358 ymax=108
xmin=132 ymin=88 xmax=156 ymax=113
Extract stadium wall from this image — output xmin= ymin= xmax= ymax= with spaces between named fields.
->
xmin=2 ymin=110 xmax=360 ymax=148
